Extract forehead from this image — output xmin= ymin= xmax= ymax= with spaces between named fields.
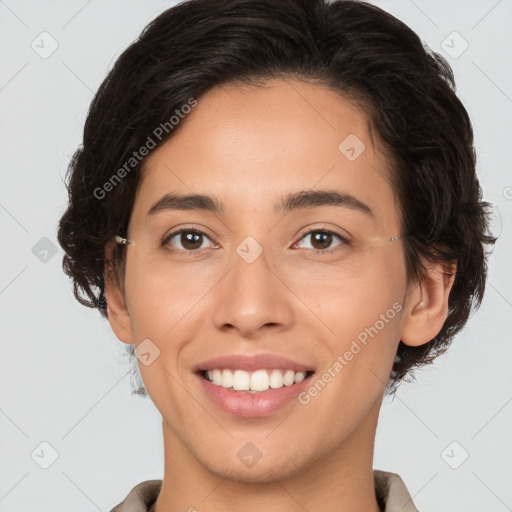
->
xmin=132 ymin=78 xmax=398 ymax=233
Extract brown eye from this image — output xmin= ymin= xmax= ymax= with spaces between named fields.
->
xmin=180 ymin=231 xmax=203 ymax=250
xmin=163 ymin=229 xmax=217 ymax=251
xmin=293 ymin=229 xmax=348 ymax=253
xmin=310 ymin=231 xmax=333 ymax=250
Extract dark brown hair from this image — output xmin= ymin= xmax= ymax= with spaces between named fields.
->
xmin=57 ymin=0 xmax=497 ymax=396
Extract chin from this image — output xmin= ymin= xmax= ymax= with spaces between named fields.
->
xmin=198 ymin=445 xmax=311 ymax=485
xmin=210 ymin=459 xmax=303 ymax=485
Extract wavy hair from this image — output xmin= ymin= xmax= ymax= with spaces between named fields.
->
xmin=57 ymin=0 xmax=497 ymax=396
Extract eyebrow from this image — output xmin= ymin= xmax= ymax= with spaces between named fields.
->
xmin=146 ymin=190 xmax=374 ymax=218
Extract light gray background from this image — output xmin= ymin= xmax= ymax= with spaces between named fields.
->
xmin=0 ymin=1 xmax=511 ymax=510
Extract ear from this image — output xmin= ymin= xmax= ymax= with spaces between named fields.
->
xmin=103 ymin=240 xmax=134 ymax=345
xmin=400 ymin=257 xmax=457 ymax=347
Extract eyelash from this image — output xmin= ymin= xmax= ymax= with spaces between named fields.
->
xmin=161 ymin=227 xmax=351 ymax=255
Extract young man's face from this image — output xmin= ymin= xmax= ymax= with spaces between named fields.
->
xmin=108 ymin=79 xmax=412 ymax=482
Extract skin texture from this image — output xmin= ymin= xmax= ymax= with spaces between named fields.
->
xmin=104 ymin=78 xmax=456 ymax=512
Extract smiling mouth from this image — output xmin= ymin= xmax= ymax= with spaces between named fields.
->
xmin=197 ymin=368 xmax=315 ymax=393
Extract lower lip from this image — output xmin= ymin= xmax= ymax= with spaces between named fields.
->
xmin=195 ymin=372 xmax=313 ymax=418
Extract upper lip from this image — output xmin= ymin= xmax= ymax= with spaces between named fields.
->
xmin=193 ymin=354 xmax=315 ymax=373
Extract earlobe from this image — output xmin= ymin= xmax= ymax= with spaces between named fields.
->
xmin=400 ymin=259 xmax=457 ymax=347
xmin=103 ymin=242 xmax=134 ymax=345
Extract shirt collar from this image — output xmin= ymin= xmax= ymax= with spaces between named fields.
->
xmin=110 ymin=470 xmax=418 ymax=512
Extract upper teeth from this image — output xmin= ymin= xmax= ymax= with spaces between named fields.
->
xmin=206 ymin=369 xmax=307 ymax=392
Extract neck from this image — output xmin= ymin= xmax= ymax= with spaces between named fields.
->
xmin=153 ymin=397 xmax=383 ymax=512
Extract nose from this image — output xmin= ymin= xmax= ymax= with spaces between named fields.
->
xmin=211 ymin=246 xmax=295 ymax=338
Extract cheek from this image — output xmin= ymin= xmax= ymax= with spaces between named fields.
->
xmin=123 ymin=243 xmax=406 ymax=348
xmin=123 ymin=254 xmax=220 ymax=337
xmin=302 ymin=252 xmax=405 ymax=377
xmin=290 ymin=251 xmax=405 ymax=324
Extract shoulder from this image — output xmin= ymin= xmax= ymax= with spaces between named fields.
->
xmin=109 ymin=480 xmax=162 ymax=512
xmin=373 ymin=469 xmax=419 ymax=512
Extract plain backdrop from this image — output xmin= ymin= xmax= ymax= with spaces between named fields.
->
xmin=0 ymin=1 xmax=511 ymax=511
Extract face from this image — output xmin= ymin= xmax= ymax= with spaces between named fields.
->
xmin=111 ymin=79 xmax=410 ymax=483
